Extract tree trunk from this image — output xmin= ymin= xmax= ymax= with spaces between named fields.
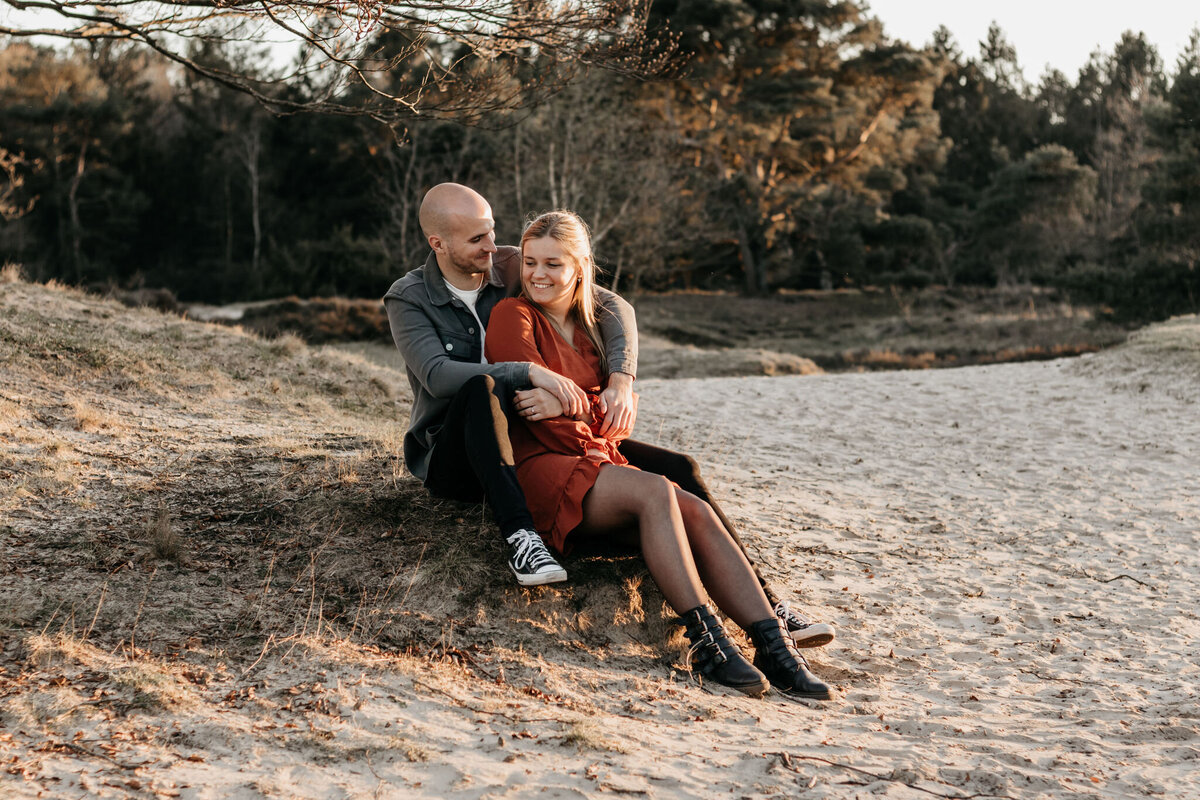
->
xmin=734 ymin=211 xmax=764 ymax=294
xmin=67 ymin=139 xmax=88 ymax=283
xmin=223 ymin=173 xmax=234 ymax=272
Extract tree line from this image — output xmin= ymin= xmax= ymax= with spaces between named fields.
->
xmin=2 ymin=1 xmax=1198 ymax=320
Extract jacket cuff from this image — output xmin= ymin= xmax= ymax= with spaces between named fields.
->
xmin=608 ymin=354 xmax=636 ymax=380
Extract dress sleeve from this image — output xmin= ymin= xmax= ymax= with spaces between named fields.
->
xmin=485 ymin=299 xmax=548 ymax=367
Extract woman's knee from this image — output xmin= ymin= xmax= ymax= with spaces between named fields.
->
xmin=675 ymin=488 xmax=719 ymax=528
xmin=624 ymin=471 xmax=676 ymax=512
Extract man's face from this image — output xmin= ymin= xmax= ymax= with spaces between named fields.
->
xmin=437 ymin=208 xmax=497 ymax=281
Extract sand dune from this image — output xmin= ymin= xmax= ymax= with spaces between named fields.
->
xmin=2 ymin=275 xmax=1197 ymax=799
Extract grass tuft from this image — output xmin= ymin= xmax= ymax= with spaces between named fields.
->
xmin=0 ymin=261 xmax=25 ymax=283
xmin=70 ymin=399 xmax=118 ymax=432
xmin=563 ymin=720 xmax=627 ymax=753
xmin=147 ymin=505 xmax=185 ymax=563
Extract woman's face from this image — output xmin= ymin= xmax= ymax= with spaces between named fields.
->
xmin=522 ymin=236 xmax=580 ymax=317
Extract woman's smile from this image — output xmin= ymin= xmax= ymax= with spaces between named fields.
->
xmin=522 ymin=237 xmax=578 ymax=318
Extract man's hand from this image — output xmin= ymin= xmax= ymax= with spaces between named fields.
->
xmin=528 ymin=364 xmax=587 ymax=419
xmin=597 ymin=372 xmax=637 ymax=439
xmin=514 ymin=387 xmax=565 ymax=421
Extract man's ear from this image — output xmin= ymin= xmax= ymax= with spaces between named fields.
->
xmin=428 ymin=233 xmax=444 ymax=254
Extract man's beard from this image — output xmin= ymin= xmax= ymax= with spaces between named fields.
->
xmin=450 ymin=251 xmax=491 ymax=275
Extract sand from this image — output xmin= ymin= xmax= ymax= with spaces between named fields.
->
xmin=2 ymin=278 xmax=1198 ymax=799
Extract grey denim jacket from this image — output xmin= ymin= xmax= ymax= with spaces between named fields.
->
xmin=383 ymin=246 xmax=637 ymax=481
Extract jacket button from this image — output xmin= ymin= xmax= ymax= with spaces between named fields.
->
xmin=468 ymin=327 xmax=476 ymax=334
xmin=445 ymin=343 xmax=454 ymax=351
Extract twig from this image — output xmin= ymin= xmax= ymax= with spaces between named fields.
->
xmin=410 ymin=678 xmax=561 ymax=724
xmin=1083 ymin=570 xmax=1152 ymax=589
xmin=237 ymin=633 xmax=278 ymax=680
xmin=1017 ymin=668 xmax=1106 ymax=687
xmin=60 ymin=741 xmax=147 ymax=771
xmin=795 ymin=545 xmax=876 ymax=568
xmin=768 ymin=752 xmax=1020 ymax=800
xmin=129 ymin=565 xmax=158 ymax=652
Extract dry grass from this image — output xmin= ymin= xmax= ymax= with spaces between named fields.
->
xmin=1 ymin=261 xmax=24 ymax=283
xmin=634 ymin=285 xmax=1133 ymax=372
xmin=0 ymin=275 xmax=671 ymax=770
xmin=69 ymin=398 xmax=120 ymax=432
xmin=146 ymin=504 xmax=184 ymax=562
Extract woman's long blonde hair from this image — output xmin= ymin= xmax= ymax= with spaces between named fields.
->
xmin=519 ymin=210 xmax=606 ymax=372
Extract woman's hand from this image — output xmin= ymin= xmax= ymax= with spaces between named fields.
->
xmin=514 ymin=388 xmax=564 ymax=421
xmin=598 ymin=372 xmax=637 ymax=438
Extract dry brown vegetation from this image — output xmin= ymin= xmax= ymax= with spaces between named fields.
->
xmin=632 ymin=285 xmax=1134 ymax=372
xmin=213 ymin=284 xmax=1132 ymax=383
xmin=0 ymin=276 xmax=700 ymax=798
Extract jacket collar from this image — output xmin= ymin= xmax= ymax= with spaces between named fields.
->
xmin=422 ymin=250 xmax=505 ymax=306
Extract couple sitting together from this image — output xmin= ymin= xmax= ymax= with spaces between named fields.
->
xmin=384 ymin=183 xmax=835 ymax=700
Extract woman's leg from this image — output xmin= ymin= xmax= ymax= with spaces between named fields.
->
xmin=673 ymin=488 xmax=773 ymax=628
xmin=577 ymin=465 xmax=706 ymax=614
xmin=578 ymin=465 xmax=770 ymax=696
xmin=620 ymin=439 xmax=780 ymax=606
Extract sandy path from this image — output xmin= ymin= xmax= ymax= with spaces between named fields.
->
xmin=631 ymin=324 xmax=1199 ymax=798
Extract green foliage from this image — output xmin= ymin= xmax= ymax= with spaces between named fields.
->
xmin=1 ymin=17 xmax=1197 ymax=322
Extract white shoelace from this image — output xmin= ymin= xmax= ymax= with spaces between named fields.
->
xmin=508 ymin=530 xmax=559 ymax=572
xmin=775 ymin=600 xmax=813 ymax=629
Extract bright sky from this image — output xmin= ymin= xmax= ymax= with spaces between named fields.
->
xmin=864 ymin=0 xmax=1200 ymax=81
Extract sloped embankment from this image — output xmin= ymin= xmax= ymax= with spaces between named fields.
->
xmin=0 ymin=275 xmax=683 ymax=798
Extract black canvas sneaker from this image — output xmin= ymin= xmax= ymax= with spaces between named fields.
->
xmin=506 ymin=528 xmax=567 ymax=586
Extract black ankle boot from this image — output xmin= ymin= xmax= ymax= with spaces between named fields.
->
xmin=677 ymin=605 xmax=769 ymax=696
xmin=747 ymin=617 xmax=834 ymax=700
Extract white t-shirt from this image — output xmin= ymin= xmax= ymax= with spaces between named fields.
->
xmin=444 ymin=279 xmax=486 ymax=363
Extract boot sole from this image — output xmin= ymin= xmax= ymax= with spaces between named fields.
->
xmin=771 ymin=681 xmax=833 ymax=701
xmin=697 ymin=677 xmax=770 ymax=698
xmin=509 ymin=565 xmax=567 ymax=586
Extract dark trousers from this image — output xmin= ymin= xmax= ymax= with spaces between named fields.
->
xmin=424 ymin=374 xmax=536 ymax=540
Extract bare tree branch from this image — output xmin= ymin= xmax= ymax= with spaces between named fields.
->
xmin=0 ymin=0 xmax=677 ymax=128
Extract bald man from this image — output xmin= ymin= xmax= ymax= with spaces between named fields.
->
xmin=383 ymin=184 xmax=638 ymax=585
xmin=382 ymin=185 xmax=833 ymax=648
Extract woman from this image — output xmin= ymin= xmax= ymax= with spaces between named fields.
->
xmin=485 ymin=211 xmax=831 ymax=699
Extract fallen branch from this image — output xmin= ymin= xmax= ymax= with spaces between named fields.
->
xmin=768 ymin=752 xmax=1020 ymax=800
xmin=410 ymin=678 xmax=561 ymax=724
xmin=204 ymin=482 xmax=342 ymax=525
xmin=1017 ymin=667 xmax=1105 ymax=687
xmin=795 ymin=546 xmax=876 ymax=568
xmin=1083 ymin=570 xmax=1152 ymax=589
xmin=51 ymin=740 xmax=148 ymax=771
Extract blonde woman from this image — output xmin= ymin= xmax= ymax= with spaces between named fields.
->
xmin=485 ymin=211 xmax=832 ymax=699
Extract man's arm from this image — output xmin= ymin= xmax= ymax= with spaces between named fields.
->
xmin=385 ymin=290 xmax=530 ymax=399
xmin=594 ymin=287 xmax=638 ymax=437
xmin=594 ymin=287 xmax=637 ymax=378
xmin=485 ymin=299 xmax=588 ymax=417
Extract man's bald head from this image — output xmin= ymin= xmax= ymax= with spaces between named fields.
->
xmin=419 ymin=182 xmax=491 ymax=241
xmin=419 ymin=183 xmax=498 ymax=288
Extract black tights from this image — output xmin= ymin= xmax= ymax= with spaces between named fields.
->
xmin=620 ymin=439 xmax=780 ymax=608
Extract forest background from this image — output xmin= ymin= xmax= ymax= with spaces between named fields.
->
xmin=2 ymin=0 xmax=1199 ymax=324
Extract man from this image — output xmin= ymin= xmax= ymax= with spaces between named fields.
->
xmin=384 ymin=183 xmax=834 ymax=647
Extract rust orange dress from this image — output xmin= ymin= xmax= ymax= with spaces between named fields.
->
xmin=485 ymin=297 xmax=629 ymax=553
